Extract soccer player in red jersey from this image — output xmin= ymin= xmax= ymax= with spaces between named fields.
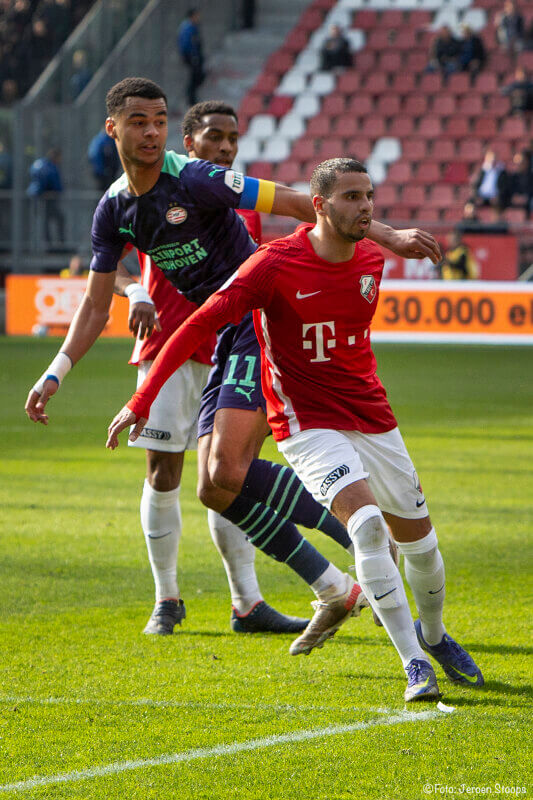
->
xmin=108 ymin=158 xmax=484 ymax=702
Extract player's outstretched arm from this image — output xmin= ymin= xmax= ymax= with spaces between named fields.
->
xmin=115 ymin=260 xmax=161 ymax=340
xmin=25 ymin=270 xmax=116 ymax=424
xmin=367 ymin=220 xmax=441 ymax=264
xmin=270 ymin=184 xmax=316 ymax=222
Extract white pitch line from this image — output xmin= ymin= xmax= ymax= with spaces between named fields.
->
xmin=0 ymin=710 xmax=440 ymax=794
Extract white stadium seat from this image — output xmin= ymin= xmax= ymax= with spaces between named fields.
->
xmin=276 ymin=72 xmax=307 ymax=96
xmin=291 ymin=93 xmax=321 ymax=119
xmin=261 ymin=138 xmax=291 ymax=163
xmin=246 ymin=114 xmax=276 ymax=141
xmin=277 ymin=114 xmax=306 ymax=140
xmin=372 ymin=137 xmax=401 ymax=164
xmin=308 ymin=72 xmax=336 ymax=96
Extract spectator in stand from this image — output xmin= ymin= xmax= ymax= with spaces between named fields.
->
xmin=27 ymin=147 xmax=65 ymax=245
xmin=0 ymin=78 xmax=18 ymax=106
xmin=319 ymin=24 xmax=352 ymax=71
xmin=177 ymin=8 xmax=205 ymax=106
xmin=495 ymin=0 xmax=525 ymax=54
xmin=439 ymin=231 xmax=479 ymax=280
xmin=24 ymin=17 xmax=53 ymax=87
xmin=38 ymin=0 xmax=72 ymax=52
xmin=501 ymin=67 xmax=533 ymax=114
xmin=87 ymin=127 xmax=120 ymax=191
xmin=239 ymin=0 xmax=256 ymax=30
xmin=459 ymin=24 xmax=486 ymax=81
xmin=507 ymin=148 xmax=533 ymax=217
xmin=426 ymin=26 xmax=461 ymax=80
xmin=59 ymin=253 xmax=89 ymax=278
xmin=471 ymin=148 xmax=509 ymax=218
xmin=69 ymin=48 xmax=92 ymax=99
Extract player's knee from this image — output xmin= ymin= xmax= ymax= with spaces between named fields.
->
xmin=147 ymin=453 xmax=181 ymax=493
xmin=208 ymin=451 xmax=247 ymax=495
xmin=348 ymin=505 xmax=389 ymax=553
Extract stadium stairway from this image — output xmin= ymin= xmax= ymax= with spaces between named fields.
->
xmin=200 ymin=0 xmax=313 ymax=109
xmin=235 ymin=0 xmax=533 ymax=226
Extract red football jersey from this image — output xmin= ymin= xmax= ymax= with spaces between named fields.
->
xmin=129 ymin=210 xmax=262 ymax=366
xmin=128 ymin=225 xmax=397 ymax=439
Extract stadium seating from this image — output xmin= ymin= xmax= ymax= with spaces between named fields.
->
xmin=236 ymin=0 xmax=533 ymax=224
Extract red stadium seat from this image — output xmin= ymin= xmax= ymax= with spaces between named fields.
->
xmin=472 ymin=116 xmax=498 ymax=140
xmin=390 ymin=72 xmax=416 ymax=95
xmin=352 ymin=10 xmax=378 ymax=30
xmin=517 ymin=51 xmax=533 ymax=72
xmin=375 ymin=184 xmax=399 ymax=208
xmin=362 ymin=73 xmax=389 ymax=95
xmin=431 ymin=138 xmax=456 ymax=162
xmin=291 ymin=137 xmax=316 ymax=162
xmin=283 ymin=29 xmax=309 ymax=53
xmin=247 ymin=162 xmax=275 ymax=180
xmin=333 ymin=114 xmax=359 ymax=138
xmin=485 ymin=95 xmax=510 ymax=116
xmin=264 ymin=50 xmax=294 ymax=76
xmin=402 ymin=138 xmax=429 ymax=161
xmin=376 ymin=93 xmax=401 ymax=118
xmin=431 ymin=92 xmax=456 ymax=117
xmin=387 ymin=161 xmax=413 ymax=184
xmin=499 ymin=117 xmax=529 ymax=140
xmin=457 ymin=138 xmax=484 ymax=162
xmin=379 ymin=51 xmax=403 ymax=75
xmin=405 ymin=50 xmax=429 ymax=73
xmin=266 ymin=96 xmax=293 ymax=118
xmin=443 ymin=161 xmax=470 ymax=184
xmin=474 ymin=72 xmax=498 ymax=94
xmin=345 ymin=137 xmax=372 ymax=162
xmin=417 ymin=116 xmax=444 ymax=138
xmin=419 ymin=73 xmax=444 ymax=93
xmin=307 ymin=115 xmax=332 ymax=137
xmin=446 ymin=116 xmax=471 ymax=139
xmin=403 ymin=95 xmax=429 ymax=117
xmin=356 ymin=50 xmax=378 ymax=73
xmin=426 ymin=184 xmax=455 ymax=208
xmin=393 ymin=115 xmax=416 ymax=138
xmin=366 ymin=29 xmax=393 ymax=50
xmin=394 ymin=29 xmax=418 ymax=50
xmin=322 ymin=94 xmax=346 ymax=117
xmin=457 ymin=95 xmax=484 ymax=117
xmin=297 ymin=8 xmax=325 ymax=32
xmin=447 ymin=73 xmax=471 ymax=95
xmin=380 ymin=10 xmax=405 ymax=28
xmin=359 ymin=116 xmax=387 ymax=139
xmin=416 ymin=161 xmax=442 ymax=184
xmin=252 ymin=73 xmax=278 ymax=94
xmin=239 ymin=92 xmax=266 ymax=122
xmin=315 ymin=138 xmax=345 ymax=161
xmin=402 ymin=185 xmax=426 ymax=208
xmin=345 ymin=94 xmax=374 ymax=118
xmin=274 ymin=162 xmax=304 ymax=184
xmin=336 ymin=71 xmax=361 ymax=95
xmin=418 ymin=208 xmax=442 ymax=222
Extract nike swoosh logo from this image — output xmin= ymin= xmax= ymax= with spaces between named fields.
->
xmin=296 ymin=290 xmax=321 ymax=299
xmin=416 ymin=498 xmax=426 ymax=507
xmin=374 ymin=588 xmax=396 ymax=601
xmin=428 ymin=584 xmax=445 ymax=595
xmin=147 ymin=531 xmax=173 ymax=540
xmin=449 ymin=667 xmax=480 ymax=684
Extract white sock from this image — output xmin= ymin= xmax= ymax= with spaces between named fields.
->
xmin=207 ymin=509 xmax=262 ymax=614
xmin=348 ymin=505 xmax=426 ymax=668
xmin=310 ymin=562 xmax=348 ymax=601
xmin=140 ymin=479 xmax=181 ymax=602
xmin=396 ymin=528 xmax=446 ymax=646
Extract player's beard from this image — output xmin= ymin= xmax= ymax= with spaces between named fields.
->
xmin=328 ymin=206 xmax=370 ymax=243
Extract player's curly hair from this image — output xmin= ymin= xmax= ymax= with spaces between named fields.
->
xmin=182 ymin=101 xmax=238 ymax=138
xmin=310 ymin=158 xmax=367 ymax=198
xmin=106 ymin=77 xmax=167 ymax=116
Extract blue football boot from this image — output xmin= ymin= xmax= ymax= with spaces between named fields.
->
xmin=404 ymin=658 xmax=441 ymax=702
xmin=415 ymin=619 xmax=484 ymax=687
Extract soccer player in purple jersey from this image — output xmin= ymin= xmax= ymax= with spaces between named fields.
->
xmin=26 ymin=78 xmax=441 ymax=642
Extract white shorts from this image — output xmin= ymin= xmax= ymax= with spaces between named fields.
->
xmin=278 ymin=427 xmax=428 ymax=519
xmin=128 ymin=359 xmax=211 ymax=453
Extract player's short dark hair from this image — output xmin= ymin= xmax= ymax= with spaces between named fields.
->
xmin=310 ymin=158 xmax=367 ymax=198
xmin=106 ymin=77 xmax=167 ymax=116
xmin=182 ymin=100 xmax=238 ymax=138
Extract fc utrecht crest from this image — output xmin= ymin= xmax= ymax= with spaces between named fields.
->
xmin=360 ymin=274 xmax=377 ymax=303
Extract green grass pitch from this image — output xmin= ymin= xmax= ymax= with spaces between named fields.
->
xmin=0 ymin=336 xmax=531 ymax=799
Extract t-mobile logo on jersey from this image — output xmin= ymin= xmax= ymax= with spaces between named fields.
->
xmin=302 ymin=321 xmax=336 ymax=362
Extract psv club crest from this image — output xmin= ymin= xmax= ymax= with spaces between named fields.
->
xmin=360 ymin=274 xmax=377 ymax=303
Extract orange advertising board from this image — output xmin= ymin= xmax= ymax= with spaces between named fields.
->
xmin=6 ymin=276 xmax=130 ymax=337
xmin=373 ymin=281 xmax=533 ymax=344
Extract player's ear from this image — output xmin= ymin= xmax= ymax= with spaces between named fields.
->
xmin=105 ymin=117 xmax=117 ymax=140
xmin=313 ymin=194 xmax=326 ymax=216
xmin=183 ymin=134 xmax=194 ymax=155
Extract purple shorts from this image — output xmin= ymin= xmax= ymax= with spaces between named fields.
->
xmin=197 ymin=311 xmax=267 ymax=438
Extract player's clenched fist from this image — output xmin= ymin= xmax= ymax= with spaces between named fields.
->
xmin=106 ymin=406 xmax=147 ymax=450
